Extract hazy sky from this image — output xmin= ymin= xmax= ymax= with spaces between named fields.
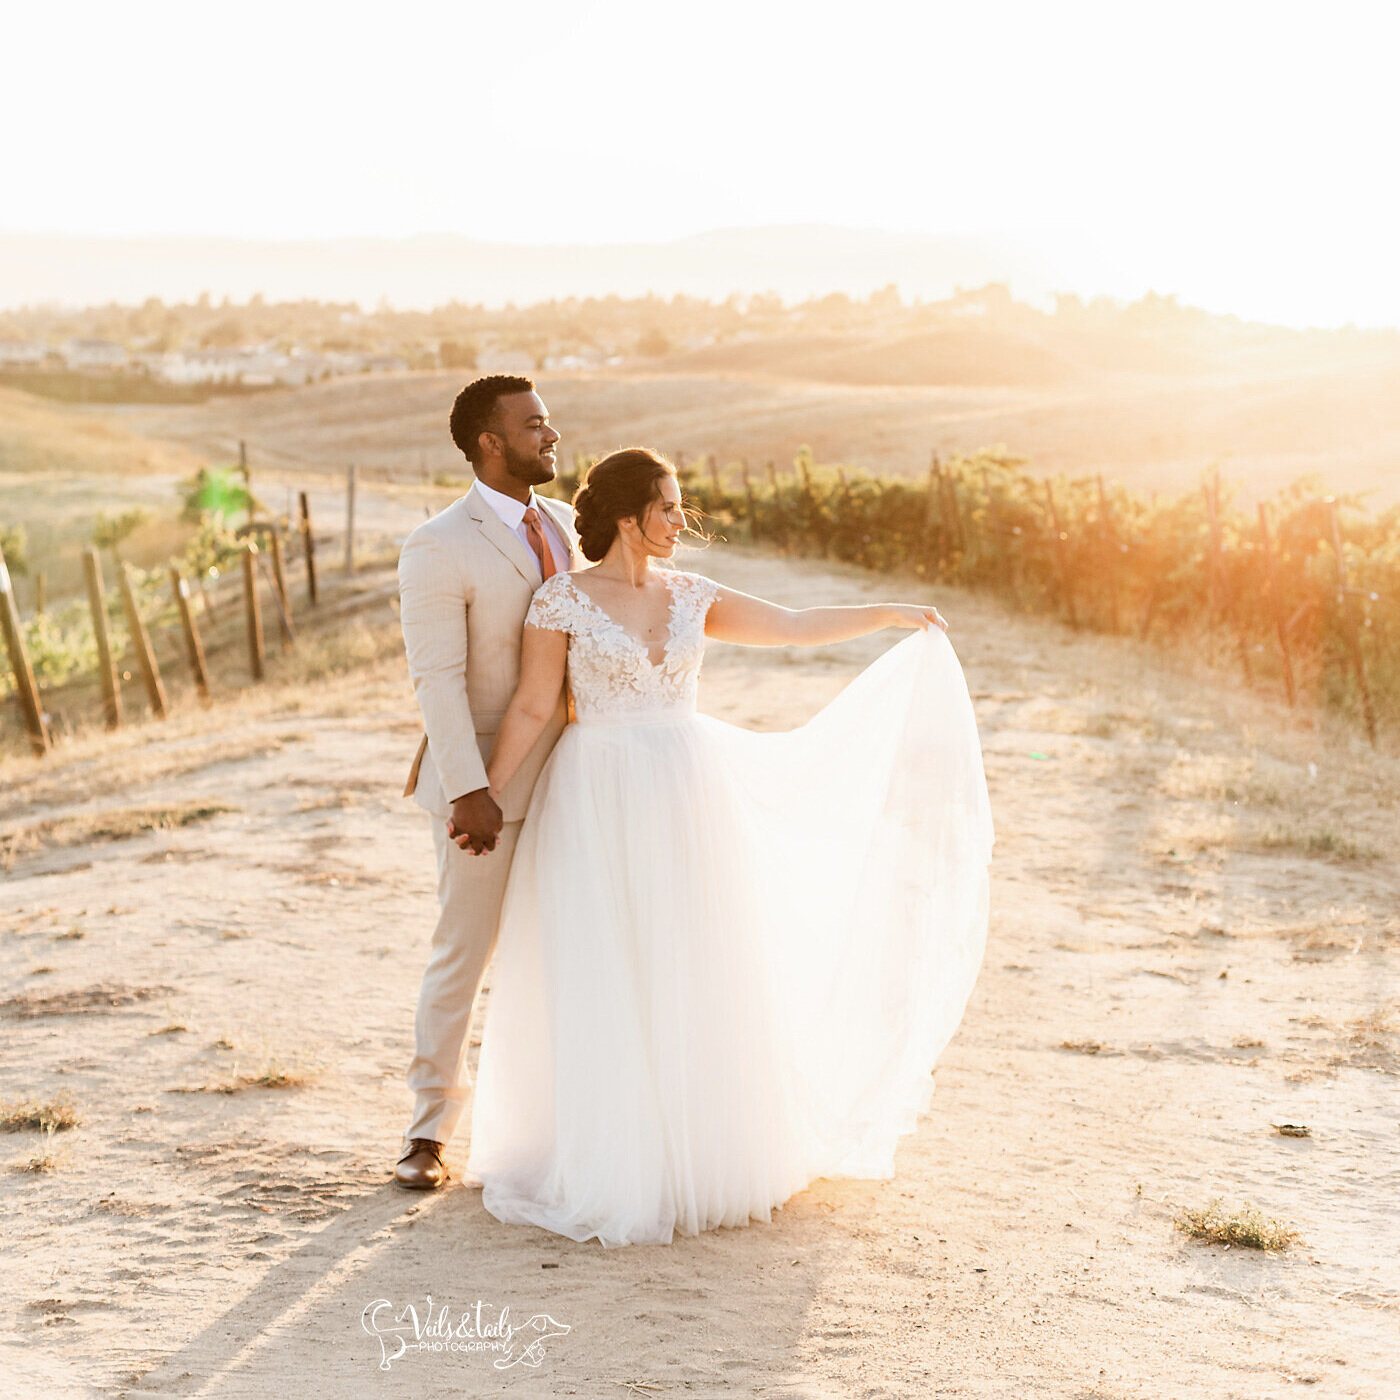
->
xmin=5 ymin=0 xmax=1396 ymax=326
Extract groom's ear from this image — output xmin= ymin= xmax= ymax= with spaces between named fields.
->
xmin=477 ymin=428 xmax=501 ymax=461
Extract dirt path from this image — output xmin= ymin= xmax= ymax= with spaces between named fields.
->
xmin=2 ymin=543 xmax=1397 ymax=1399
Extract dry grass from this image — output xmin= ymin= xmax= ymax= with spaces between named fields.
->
xmin=0 ymin=801 xmax=235 ymax=869
xmin=12 ymin=1126 xmax=70 ymax=1174
xmin=168 ymin=1048 xmax=325 ymax=1096
xmin=1174 ymin=1198 xmax=1300 ymax=1251
xmin=1251 ymin=825 xmax=1381 ymax=863
xmin=1059 ymin=1039 xmax=1107 ymax=1054
xmin=1 ymin=1091 xmax=80 ymax=1133
xmin=0 ymin=983 xmax=177 ymax=1019
xmin=0 ymin=735 xmax=287 ymax=819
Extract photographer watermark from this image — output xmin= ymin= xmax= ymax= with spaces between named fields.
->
xmin=361 ymin=1295 xmax=570 ymax=1371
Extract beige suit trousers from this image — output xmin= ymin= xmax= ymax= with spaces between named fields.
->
xmin=405 ymin=815 xmax=524 ymax=1147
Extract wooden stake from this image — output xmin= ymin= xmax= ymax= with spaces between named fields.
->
xmin=299 ymin=490 xmax=318 ymax=605
xmin=258 ymin=547 xmax=295 ymax=648
xmin=242 ymin=543 xmax=265 ymax=681
xmin=169 ymin=566 xmax=210 ymax=700
xmin=1044 ymin=480 xmax=1077 ymax=627
xmin=83 ymin=548 xmax=122 ymax=728
xmin=1096 ymin=473 xmax=1120 ymax=633
xmin=942 ymin=469 xmax=966 ymax=554
xmin=924 ymin=454 xmax=941 ymax=534
xmin=118 ymin=562 xmax=168 ymax=719
xmin=344 ymin=464 xmax=357 ymax=575
xmin=1202 ymin=469 xmax=1222 ymax=621
xmin=1327 ymin=498 xmax=1376 ymax=745
xmin=708 ymin=454 xmax=721 ymax=490
xmin=269 ymin=528 xmax=294 ymax=645
xmin=1257 ymin=503 xmax=1296 ymax=708
xmin=0 ymin=543 xmax=49 ymax=755
xmin=34 ymin=570 xmax=46 ymax=616
xmin=764 ymin=461 xmax=786 ymax=544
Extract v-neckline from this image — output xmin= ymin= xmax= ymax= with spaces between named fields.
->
xmin=565 ymin=571 xmax=680 ymax=669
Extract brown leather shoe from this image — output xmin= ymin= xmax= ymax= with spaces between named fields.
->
xmin=394 ymin=1138 xmax=448 ymax=1190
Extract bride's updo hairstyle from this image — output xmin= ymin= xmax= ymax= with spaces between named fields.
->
xmin=573 ymin=447 xmax=694 ymax=562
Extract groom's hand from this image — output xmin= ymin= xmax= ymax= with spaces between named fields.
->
xmin=448 ymin=787 xmax=504 ymax=855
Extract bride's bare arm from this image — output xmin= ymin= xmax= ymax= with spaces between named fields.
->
xmin=705 ymin=585 xmax=947 ymax=647
xmin=484 ymin=625 xmax=569 ymax=799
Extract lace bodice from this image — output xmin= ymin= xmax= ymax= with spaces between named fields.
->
xmin=525 ymin=570 xmax=720 ymax=723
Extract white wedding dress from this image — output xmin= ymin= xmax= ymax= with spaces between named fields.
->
xmin=464 ymin=568 xmax=994 ymax=1247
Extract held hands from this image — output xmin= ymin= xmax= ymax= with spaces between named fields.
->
xmin=889 ymin=603 xmax=949 ymax=633
xmin=447 ymin=787 xmax=504 ymax=855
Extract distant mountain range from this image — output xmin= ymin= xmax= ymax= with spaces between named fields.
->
xmin=1 ymin=226 xmax=1085 ymax=312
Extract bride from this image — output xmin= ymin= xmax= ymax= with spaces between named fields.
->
xmin=463 ymin=447 xmax=994 ymax=1247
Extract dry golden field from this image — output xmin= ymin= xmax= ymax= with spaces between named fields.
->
xmin=110 ymin=339 xmax=1400 ymax=507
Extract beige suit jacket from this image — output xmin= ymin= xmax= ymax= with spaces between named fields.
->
xmin=398 ymin=483 xmax=579 ymax=823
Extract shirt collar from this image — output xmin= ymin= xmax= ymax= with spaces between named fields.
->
xmin=474 ymin=476 xmax=539 ymax=531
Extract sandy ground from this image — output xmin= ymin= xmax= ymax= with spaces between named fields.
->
xmin=1 ymin=540 xmax=1398 ymax=1399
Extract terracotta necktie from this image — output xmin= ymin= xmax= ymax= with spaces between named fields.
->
xmin=521 ymin=507 xmax=558 ymax=580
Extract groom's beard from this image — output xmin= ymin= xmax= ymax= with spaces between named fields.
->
xmin=503 ymin=442 xmax=557 ymax=488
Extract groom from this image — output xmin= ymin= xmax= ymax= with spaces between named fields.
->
xmin=394 ymin=374 xmax=578 ymax=1189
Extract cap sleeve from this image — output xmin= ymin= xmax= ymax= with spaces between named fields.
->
xmin=672 ymin=571 xmax=721 ymax=626
xmin=525 ymin=573 xmax=576 ymax=634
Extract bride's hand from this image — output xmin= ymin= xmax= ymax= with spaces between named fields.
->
xmin=889 ymin=603 xmax=948 ymax=633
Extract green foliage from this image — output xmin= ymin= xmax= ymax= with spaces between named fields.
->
xmin=20 ymin=604 xmax=99 ymax=688
xmin=179 ymin=467 xmax=254 ymax=523
xmin=181 ymin=514 xmax=242 ymax=574
xmin=672 ymin=449 xmax=1399 ymax=735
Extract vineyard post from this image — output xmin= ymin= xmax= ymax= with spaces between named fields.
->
xmin=980 ymin=466 xmax=999 ymax=543
xmin=765 ymin=461 xmax=786 ymax=545
xmin=169 ymin=566 xmax=210 ymax=700
xmin=344 ymin=464 xmax=357 ymax=575
xmin=1256 ymin=503 xmax=1296 ymax=708
xmin=299 ymin=490 xmax=318 ymax=605
xmin=942 ymin=467 xmax=966 ymax=555
xmin=242 ymin=542 xmax=265 ymax=681
xmin=34 ymin=570 xmax=46 ymax=616
xmin=0 ymin=542 xmax=49 ymax=755
xmin=708 ymin=454 xmax=721 ymax=491
xmin=1202 ymin=469 xmax=1251 ymax=685
xmin=259 ymin=546 xmax=296 ymax=650
xmin=675 ymin=450 xmax=687 ymax=475
xmin=923 ymin=456 xmax=944 ymax=568
xmin=1203 ymin=469 xmax=1221 ymax=621
xmin=118 ymin=562 xmax=169 ymax=719
xmin=269 ymin=528 xmax=294 ymax=646
xmin=83 ymin=547 xmax=122 ymax=728
xmin=1327 ymin=498 xmax=1377 ymax=746
xmin=740 ymin=459 xmax=757 ymax=536
xmin=1096 ymin=474 xmax=1120 ymax=633
xmin=1043 ymin=479 xmax=1077 ymax=628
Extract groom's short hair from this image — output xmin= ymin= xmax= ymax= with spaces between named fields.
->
xmin=450 ymin=374 xmax=537 ymax=465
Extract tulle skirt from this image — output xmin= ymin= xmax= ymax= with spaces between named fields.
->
xmin=464 ymin=627 xmax=995 ymax=1247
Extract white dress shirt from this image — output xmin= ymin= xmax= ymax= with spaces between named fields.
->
xmin=473 ymin=478 xmax=572 ymax=577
